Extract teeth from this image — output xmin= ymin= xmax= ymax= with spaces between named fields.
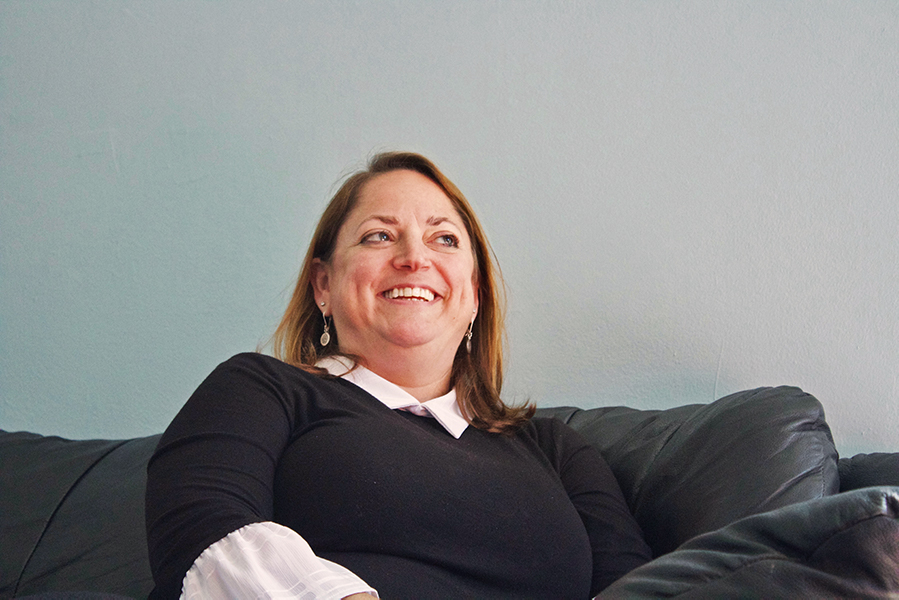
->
xmin=386 ymin=287 xmax=435 ymax=301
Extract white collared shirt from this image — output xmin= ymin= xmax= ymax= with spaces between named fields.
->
xmin=180 ymin=357 xmax=467 ymax=599
xmin=317 ymin=355 xmax=469 ymax=439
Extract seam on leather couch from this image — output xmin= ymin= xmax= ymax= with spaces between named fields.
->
xmin=696 ymin=511 xmax=899 ymax=594
xmin=13 ymin=440 xmax=129 ymax=597
xmin=629 ymin=420 xmax=686 ymax=505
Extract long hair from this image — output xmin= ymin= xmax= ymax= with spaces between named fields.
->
xmin=271 ymin=151 xmax=534 ymax=433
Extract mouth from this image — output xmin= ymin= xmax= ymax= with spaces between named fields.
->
xmin=382 ymin=286 xmax=436 ymax=302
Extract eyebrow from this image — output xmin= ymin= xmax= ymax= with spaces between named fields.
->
xmin=427 ymin=216 xmax=458 ymax=227
xmin=364 ymin=215 xmax=399 ymax=226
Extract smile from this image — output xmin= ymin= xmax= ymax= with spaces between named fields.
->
xmin=383 ymin=287 xmax=436 ymax=301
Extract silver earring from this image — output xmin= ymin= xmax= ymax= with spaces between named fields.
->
xmin=465 ymin=320 xmax=474 ymax=353
xmin=320 ymin=313 xmax=331 ymax=347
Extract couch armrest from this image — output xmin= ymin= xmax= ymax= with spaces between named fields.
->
xmin=538 ymin=386 xmax=840 ymax=556
xmin=597 ymin=486 xmax=899 ymax=598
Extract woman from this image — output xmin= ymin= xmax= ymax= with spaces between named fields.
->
xmin=145 ymin=152 xmax=651 ymax=599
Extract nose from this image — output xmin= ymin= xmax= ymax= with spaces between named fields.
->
xmin=392 ymin=237 xmax=429 ymax=271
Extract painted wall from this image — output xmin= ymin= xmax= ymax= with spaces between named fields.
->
xmin=2 ymin=1 xmax=896 ymax=456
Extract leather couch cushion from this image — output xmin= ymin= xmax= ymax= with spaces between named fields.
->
xmin=839 ymin=452 xmax=899 ymax=492
xmin=0 ymin=432 xmax=127 ymax=597
xmin=596 ymin=486 xmax=899 ymax=598
xmin=0 ymin=430 xmax=159 ymax=599
xmin=538 ymin=386 xmax=840 ymax=556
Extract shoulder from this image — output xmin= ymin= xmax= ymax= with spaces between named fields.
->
xmin=210 ymin=352 xmax=331 ymax=388
xmin=159 ymin=354 xmax=356 ymax=448
xmin=217 ymin=351 xmax=305 ymax=374
xmin=206 ymin=353 xmax=376 ymax=410
xmin=185 ymin=353 xmax=348 ymax=417
xmin=518 ymin=416 xmax=597 ymax=470
xmin=524 ymin=415 xmax=587 ymax=447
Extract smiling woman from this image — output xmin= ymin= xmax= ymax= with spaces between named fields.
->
xmin=310 ymin=169 xmax=479 ymax=400
xmin=275 ymin=152 xmax=527 ymax=433
xmin=144 ymin=152 xmax=652 ymax=599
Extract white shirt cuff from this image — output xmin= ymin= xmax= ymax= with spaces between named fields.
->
xmin=181 ymin=521 xmax=379 ymax=599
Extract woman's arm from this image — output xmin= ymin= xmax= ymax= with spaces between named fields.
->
xmin=534 ymin=418 xmax=653 ymax=596
xmin=145 ymin=353 xmax=377 ymax=599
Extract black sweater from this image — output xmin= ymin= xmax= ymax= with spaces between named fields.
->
xmin=146 ymin=353 xmax=650 ymax=599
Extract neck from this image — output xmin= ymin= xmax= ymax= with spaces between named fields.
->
xmin=356 ymin=346 xmax=457 ymax=401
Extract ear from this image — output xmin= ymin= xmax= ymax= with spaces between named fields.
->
xmin=311 ymin=258 xmax=331 ymax=313
xmin=471 ymin=275 xmax=480 ymax=321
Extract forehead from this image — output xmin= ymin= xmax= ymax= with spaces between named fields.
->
xmin=347 ymin=170 xmax=465 ymax=226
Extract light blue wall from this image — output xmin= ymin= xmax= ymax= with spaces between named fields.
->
xmin=2 ymin=1 xmax=897 ymax=456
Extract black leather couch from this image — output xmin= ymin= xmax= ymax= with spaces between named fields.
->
xmin=2 ymin=386 xmax=898 ymax=598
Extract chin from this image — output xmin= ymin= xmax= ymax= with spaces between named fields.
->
xmin=382 ymin=326 xmax=442 ymax=350
xmin=387 ymin=335 xmax=436 ymax=350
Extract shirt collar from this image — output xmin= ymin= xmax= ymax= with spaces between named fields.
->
xmin=316 ymin=356 xmax=469 ymax=439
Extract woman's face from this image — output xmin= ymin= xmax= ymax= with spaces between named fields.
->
xmin=313 ymin=169 xmax=479 ymax=366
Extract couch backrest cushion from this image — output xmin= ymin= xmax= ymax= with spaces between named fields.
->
xmin=0 ymin=430 xmax=160 ymax=599
xmin=1 ymin=432 xmax=124 ymax=597
xmin=839 ymin=452 xmax=899 ymax=492
xmin=537 ymin=386 xmax=840 ymax=556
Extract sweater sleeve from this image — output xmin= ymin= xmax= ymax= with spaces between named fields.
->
xmin=145 ymin=353 xmax=314 ymax=599
xmin=533 ymin=418 xmax=653 ymax=596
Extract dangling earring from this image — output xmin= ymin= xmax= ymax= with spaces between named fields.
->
xmin=465 ymin=318 xmax=474 ymax=353
xmin=320 ymin=312 xmax=331 ymax=347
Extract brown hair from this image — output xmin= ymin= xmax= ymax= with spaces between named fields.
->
xmin=270 ymin=151 xmax=534 ymax=433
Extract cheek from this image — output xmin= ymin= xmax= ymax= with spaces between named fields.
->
xmin=332 ymin=257 xmax=380 ymax=299
xmin=455 ymin=262 xmax=479 ymax=302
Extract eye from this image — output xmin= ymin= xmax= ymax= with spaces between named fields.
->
xmin=361 ymin=230 xmax=391 ymax=244
xmin=435 ymin=234 xmax=460 ymax=248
